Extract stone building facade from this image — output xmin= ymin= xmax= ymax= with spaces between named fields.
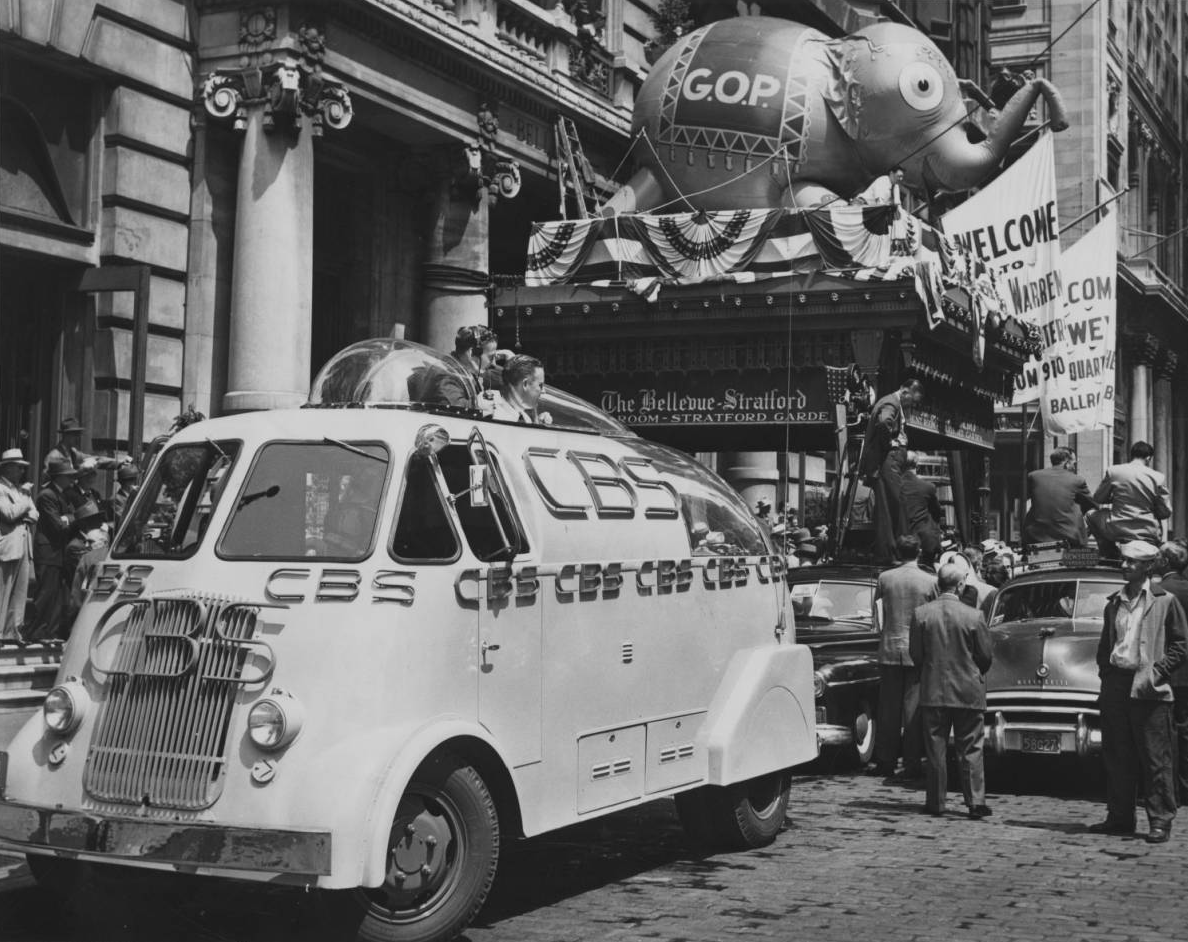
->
xmin=988 ymin=0 xmax=1188 ymax=540
xmin=0 ymin=0 xmax=654 ymax=459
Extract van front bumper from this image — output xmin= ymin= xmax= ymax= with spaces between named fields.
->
xmin=0 ymin=800 xmax=331 ymax=876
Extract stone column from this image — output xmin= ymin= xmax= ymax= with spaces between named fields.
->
xmin=200 ymin=26 xmax=352 ymax=412
xmin=1156 ymin=350 xmax=1180 ymax=534
xmin=720 ymin=452 xmax=779 ymax=514
xmin=422 ymin=104 xmax=521 ymax=353
xmin=1126 ymin=332 xmax=1159 ymax=447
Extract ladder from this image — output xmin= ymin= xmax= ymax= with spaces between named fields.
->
xmin=555 ymin=115 xmax=600 ymax=219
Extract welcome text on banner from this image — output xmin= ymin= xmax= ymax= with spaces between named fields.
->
xmin=940 ymin=132 xmax=1063 ymax=403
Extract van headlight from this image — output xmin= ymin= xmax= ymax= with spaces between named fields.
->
xmin=43 ymin=681 xmax=89 ymax=735
xmin=248 ymin=692 xmax=305 ymax=750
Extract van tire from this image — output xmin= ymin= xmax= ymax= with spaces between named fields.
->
xmin=345 ymin=754 xmax=499 ymax=942
xmin=674 ymin=770 xmax=791 ymax=851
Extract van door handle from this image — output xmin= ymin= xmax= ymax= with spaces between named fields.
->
xmin=482 ymin=641 xmax=501 ymax=653
xmin=481 ymin=640 xmax=500 ymax=671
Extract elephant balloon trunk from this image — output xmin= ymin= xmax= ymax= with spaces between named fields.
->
xmin=923 ymin=78 xmax=1068 ymax=193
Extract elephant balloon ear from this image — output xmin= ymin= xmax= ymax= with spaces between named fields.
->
xmin=819 ymin=41 xmax=862 ymax=139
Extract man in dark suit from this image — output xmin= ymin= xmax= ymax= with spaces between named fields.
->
xmin=860 ymin=378 xmax=924 ymax=565
xmin=873 ymin=534 xmax=938 ymax=779
xmin=1092 ymin=540 xmax=1187 ymax=842
xmin=29 ymin=459 xmax=80 ymax=643
xmin=1023 ymin=446 xmax=1095 ymax=548
xmin=1159 ymin=541 xmax=1188 ymax=805
xmin=901 ymin=451 xmax=943 ymax=565
xmin=417 ymin=325 xmax=498 ymax=410
xmin=909 ymin=562 xmax=994 ymax=818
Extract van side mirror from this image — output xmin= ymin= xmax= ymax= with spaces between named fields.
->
xmin=469 ymin=465 xmax=490 ymax=508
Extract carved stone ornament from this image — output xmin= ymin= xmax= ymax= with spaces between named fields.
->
xmin=449 ymin=103 xmax=521 ymax=204
xmin=201 ymin=63 xmax=352 ymax=136
xmin=240 ymin=7 xmax=277 ymax=48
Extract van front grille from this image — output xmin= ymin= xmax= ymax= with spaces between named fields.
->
xmin=83 ymin=593 xmax=273 ymax=811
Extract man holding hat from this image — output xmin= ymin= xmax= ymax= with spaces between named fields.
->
xmin=1092 ymin=540 xmax=1188 ymax=843
xmin=42 ymin=417 xmax=123 ymax=477
xmin=0 ymin=449 xmax=38 ymax=645
xmin=29 ymin=459 xmax=81 ymax=643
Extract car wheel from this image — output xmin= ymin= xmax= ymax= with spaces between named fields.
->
xmin=848 ymin=700 xmax=876 ymax=769
xmin=675 ymin=770 xmax=791 ymax=851
xmin=339 ymin=754 xmax=499 ymax=942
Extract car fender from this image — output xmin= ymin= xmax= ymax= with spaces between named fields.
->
xmin=354 ymin=716 xmax=517 ymax=888
xmin=700 ymin=643 xmax=817 ymax=785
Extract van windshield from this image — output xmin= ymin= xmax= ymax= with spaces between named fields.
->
xmin=219 ymin=441 xmax=389 ymax=561
xmin=113 ymin=440 xmax=240 ymax=558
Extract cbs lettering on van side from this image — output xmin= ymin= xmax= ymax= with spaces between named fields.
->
xmin=0 ymin=340 xmax=818 ymax=942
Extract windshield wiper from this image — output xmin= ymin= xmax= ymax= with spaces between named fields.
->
xmin=238 ymin=484 xmax=280 ymax=509
xmin=323 ymin=437 xmax=386 ymax=462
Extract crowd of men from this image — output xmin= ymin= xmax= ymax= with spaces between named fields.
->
xmin=871 ymin=530 xmax=1188 ymax=844
xmin=0 ymin=419 xmax=139 ymax=648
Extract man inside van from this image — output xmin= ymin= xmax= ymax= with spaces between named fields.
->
xmin=493 ymin=355 xmax=550 ymax=425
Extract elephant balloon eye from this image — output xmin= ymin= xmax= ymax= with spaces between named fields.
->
xmin=898 ymin=63 xmax=945 ymax=111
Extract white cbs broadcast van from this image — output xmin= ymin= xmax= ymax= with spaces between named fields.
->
xmin=0 ymin=340 xmax=816 ymax=942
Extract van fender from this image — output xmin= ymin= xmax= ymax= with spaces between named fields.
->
xmin=352 ymin=716 xmax=519 ymax=888
xmin=700 ymin=643 xmax=817 ymax=785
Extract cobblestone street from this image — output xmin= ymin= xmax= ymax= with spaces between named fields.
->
xmin=1 ymin=764 xmax=1182 ymax=942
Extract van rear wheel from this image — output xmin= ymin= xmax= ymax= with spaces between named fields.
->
xmin=675 ymin=769 xmax=791 ymax=851
xmin=348 ymin=755 xmax=499 ymax=942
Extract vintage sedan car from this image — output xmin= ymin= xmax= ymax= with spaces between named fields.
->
xmin=984 ymin=567 xmax=1124 ymax=760
xmin=788 ymin=565 xmax=882 ymax=768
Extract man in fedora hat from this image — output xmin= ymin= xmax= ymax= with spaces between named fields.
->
xmin=29 ymin=458 xmax=81 ymax=643
xmin=1091 ymin=540 xmax=1188 ymax=843
xmin=0 ymin=448 xmax=38 ymax=645
xmin=111 ymin=463 xmax=140 ymax=525
xmin=63 ymin=501 xmax=107 ymax=630
xmin=42 ymin=417 xmax=125 ymax=477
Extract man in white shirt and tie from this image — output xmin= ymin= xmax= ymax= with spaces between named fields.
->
xmin=491 ymin=354 xmax=550 ymax=425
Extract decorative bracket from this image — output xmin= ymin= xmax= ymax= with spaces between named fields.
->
xmin=200 ymin=23 xmax=352 ymax=137
xmin=448 ymin=103 xmax=521 ymax=204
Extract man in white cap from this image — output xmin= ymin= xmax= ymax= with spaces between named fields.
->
xmin=1091 ymin=540 xmax=1188 ymax=843
xmin=0 ymin=449 xmax=38 ymax=645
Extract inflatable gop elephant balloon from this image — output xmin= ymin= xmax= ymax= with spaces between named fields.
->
xmin=604 ymin=17 xmax=1068 ymax=214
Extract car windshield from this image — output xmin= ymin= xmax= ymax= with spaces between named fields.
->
xmin=113 ymin=440 xmax=240 ymax=558
xmin=219 ymin=440 xmax=389 ymax=561
xmin=991 ymin=579 xmax=1119 ymax=627
xmin=789 ymin=580 xmax=873 ymax=629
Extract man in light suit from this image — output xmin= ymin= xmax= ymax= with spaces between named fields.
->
xmin=491 ymin=355 xmax=550 ymax=425
xmin=1088 ymin=442 xmax=1171 ymax=560
xmin=909 ymin=562 xmax=994 ymax=818
xmin=1092 ymin=540 xmax=1187 ymax=843
xmin=860 ymin=378 xmax=924 ymax=565
xmin=1023 ymin=446 xmax=1096 ymax=547
xmin=0 ymin=449 xmax=38 ymax=645
xmin=873 ymin=534 xmax=938 ymax=779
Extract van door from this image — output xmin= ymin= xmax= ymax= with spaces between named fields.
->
xmin=440 ymin=431 xmax=542 ymax=767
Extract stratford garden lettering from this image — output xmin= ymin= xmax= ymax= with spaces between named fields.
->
xmin=600 ymin=388 xmax=829 ymax=426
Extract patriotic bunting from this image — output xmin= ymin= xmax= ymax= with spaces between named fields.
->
xmin=523 ymin=205 xmax=1011 ymax=355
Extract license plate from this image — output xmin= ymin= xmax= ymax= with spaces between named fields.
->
xmin=1020 ymin=732 xmax=1061 ymax=754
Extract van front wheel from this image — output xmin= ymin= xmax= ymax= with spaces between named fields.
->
xmin=674 ymin=769 xmax=791 ymax=851
xmin=348 ymin=755 xmax=499 ymax=942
